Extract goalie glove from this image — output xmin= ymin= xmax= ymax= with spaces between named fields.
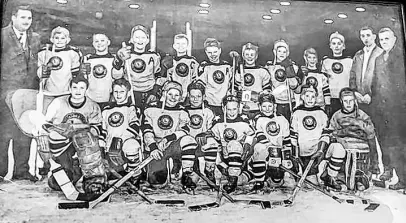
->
xmin=195 ymin=131 xmax=214 ymax=147
xmin=107 ymin=137 xmax=126 ymax=168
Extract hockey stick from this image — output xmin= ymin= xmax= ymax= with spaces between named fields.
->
xmin=286 ymin=157 xmax=315 ymax=205
xmin=109 ymin=169 xmax=185 ymax=206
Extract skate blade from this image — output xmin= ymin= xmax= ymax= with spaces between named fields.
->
xmin=154 ymin=199 xmax=185 ymax=206
xmin=58 ymin=201 xmax=89 ymax=209
xmin=188 ymin=202 xmax=219 ymax=211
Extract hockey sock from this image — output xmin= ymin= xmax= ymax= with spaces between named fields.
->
xmin=227 ymin=152 xmax=243 ymax=176
xmin=252 ymin=161 xmax=267 ymax=182
xmin=327 ymin=156 xmax=345 ymax=177
xmin=181 ymin=142 xmax=198 ymax=173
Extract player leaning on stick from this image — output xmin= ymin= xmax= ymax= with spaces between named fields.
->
xmin=141 ymin=81 xmax=199 ymax=192
xmin=234 ymin=42 xmax=272 ymax=120
xmin=100 ymin=78 xmax=143 ymax=186
xmin=197 ymin=38 xmax=233 ymax=117
xmin=113 ymin=24 xmax=161 ymax=110
xmin=291 ymin=84 xmax=346 ymax=191
xmin=197 ymin=95 xmax=255 ymax=193
xmin=238 ymin=92 xmax=294 ymax=191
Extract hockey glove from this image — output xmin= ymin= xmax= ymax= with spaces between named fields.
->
xmin=300 ymin=66 xmax=309 ymax=76
xmin=148 ymin=142 xmax=163 ymax=160
xmin=195 ymin=131 xmax=213 ymax=147
xmin=41 ymin=65 xmax=52 ymax=78
xmin=107 ymin=137 xmax=126 ymax=167
xmin=241 ymin=143 xmax=253 ymax=162
xmin=280 ymin=59 xmax=296 ymax=78
xmin=216 ymin=164 xmax=229 ymax=177
xmin=117 ymin=42 xmax=131 ymax=61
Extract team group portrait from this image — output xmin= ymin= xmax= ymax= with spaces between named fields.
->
xmin=1 ymin=0 xmax=406 ymax=222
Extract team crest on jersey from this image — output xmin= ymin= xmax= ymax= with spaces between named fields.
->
xmin=175 ymin=62 xmax=189 ymax=77
xmin=306 ymin=76 xmax=318 ymax=88
xmin=244 ymin=73 xmax=255 ymax=87
xmin=275 ymin=68 xmax=287 ymax=82
xmin=332 ymin=62 xmax=343 ymax=74
xmin=190 ymin=114 xmax=203 ymax=129
xmin=62 ymin=112 xmax=87 ymax=124
xmin=266 ymin=121 xmax=280 ymax=136
xmin=108 ymin=112 xmax=124 ymax=127
xmin=158 ymin=115 xmax=174 ymax=130
xmin=302 ymin=116 xmax=317 ymax=130
xmin=223 ymin=128 xmax=237 ymax=142
xmin=213 ymin=70 xmax=225 ymax=84
xmin=93 ymin=64 xmax=107 ymax=78
xmin=49 ymin=56 xmax=63 ymax=70
xmin=131 ymin=58 xmax=146 ymax=73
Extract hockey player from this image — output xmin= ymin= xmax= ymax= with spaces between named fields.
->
xmin=82 ymin=33 xmax=117 ymax=108
xmin=37 ymin=26 xmax=82 ymax=95
xmin=238 ymin=92 xmax=293 ymax=190
xmin=44 ymin=75 xmax=106 ymax=201
xmin=161 ymin=34 xmax=199 ymax=103
xmin=235 ymin=42 xmax=272 ymax=119
xmin=100 ymin=78 xmax=143 ymax=185
xmin=321 ymin=31 xmax=353 ymax=117
xmin=329 ymin=87 xmax=379 ymax=191
xmin=185 ymin=80 xmax=216 ymax=185
xmin=197 ymin=38 xmax=233 ymax=117
xmin=291 ymin=85 xmax=347 ymax=191
xmin=266 ymin=40 xmax=300 ymax=121
xmin=297 ymin=48 xmax=332 ymax=116
xmin=141 ymin=81 xmax=199 ymax=192
xmin=113 ymin=24 xmax=161 ymax=110
xmin=196 ymin=95 xmax=255 ymax=193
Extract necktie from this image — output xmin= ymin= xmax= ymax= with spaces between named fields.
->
xmin=18 ymin=32 xmax=24 ymax=47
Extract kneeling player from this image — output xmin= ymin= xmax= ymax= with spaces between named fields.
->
xmin=291 ymin=85 xmax=346 ymax=191
xmin=44 ymin=75 xmax=106 ymax=201
xmin=141 ymin=81 xmax=199 ymax=192
xmin=100 ymin=78 xmax=143 ymax=186
xmin=239 ymin=92 xmax=294 ymax=190
xmin=197 ymin=95 xmax=255 ymax=193
xmin=329 ymin=87 xmax=379 ymax=191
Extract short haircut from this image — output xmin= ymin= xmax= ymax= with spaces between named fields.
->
xmin=187 ymin=80 xmax=205 ymax=95
xmin=378 ymin=27 xmax=396 ymax=37
xmin=12 ymin=5 xmax=32 ymax=16
xmin=360 ymin=26 xmax=375 ymax=34
xmin=204 ymin=38 xmax=221 ymax=49
xmin=70 ymin=75 xmax=89 ymax=88
xmin=112 ymin=78 xmax=131 ymax=92
xmin=92 ymin=33 xmax=110 ymax=41
xmin=51 ymin=26 xmax=70 ymax=39
xmin=304 ymin=47 xmax=318 ymax=59
xmin=174 ymin=34 xmax=189 ymax=44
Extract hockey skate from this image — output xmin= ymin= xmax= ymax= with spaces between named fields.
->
xmin=223 ymin=176 xmax=238 ymax=194
xmin=379 ymin=167 xmax=393 ymax=181
xmin=181 ymin=171 xmax=198 ymax=194
xmin=320 ymin=171 xmax=346 ymax=192
xmin=204 ymin=169 xmax=216 ymax=190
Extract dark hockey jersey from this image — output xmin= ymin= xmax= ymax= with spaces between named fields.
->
xmin=210 ymin=115 xmax=255 ymax=147
xmin=84 ymin=53 xmax=115 ymax=103
xmin=197 ymin=60 xmax=232 ymax=106
xmin=113 ymin=43 xmax=161 ymax=92
xmin=299 ymin=67 xmax=331 ymax=107
xmin=253 ymin=113 xmax=291 ymax=150
xmin=167 ymin=55 xmax=199 ymax=101
xmin=185 ymin=103 xmax=215 ymax=138
xmin=321 ymin=55 xmax=353 ymax=98
xmin=265 ymin=61 xmax=299 ymax=104
xmin=142 ymin=102 xmax=190 ymax=139
xmin=290 ymin=105 xmax=330 ymax=156
xmin=100 ymin=100 xmax=141 ymax=148
xmin=38 ymin=45 xmax=81 ymax=95
xmin=235 ymin=65 xmax=272 ymax=111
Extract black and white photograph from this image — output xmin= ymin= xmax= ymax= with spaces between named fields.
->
xmin=1 ymin=0 xmax=405 ymax=222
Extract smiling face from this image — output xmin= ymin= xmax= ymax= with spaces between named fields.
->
xmin=12 ymin=9 xmax=32 ymax=32
xmin=243 ymin=49 xmax=257 ymax=66
xmin=93 ymin=34 xmax=110 ymax=53
xmin=379 ymin=31 xmax=396 ymax=52
xmin=360 ymin=29 xmax=376 ymax=47
xmin=260 ymin=101 xmax=275 ymax=117
xmin=173 ymin=37 xmax=188 ymax=56
xmin=189 ymin=89 xmax=203 ymax=108
xmin=226 ymin=101 xmax=239 ymax=119
xmin=165 ymin=89 xmax=181 ymax=107
xmin=70 ymin=81 xmax=87 ymax=101
xmin=51 ymin=33 xmax=70 ymax=49
xmin=131 ymin=30 xmax=149 ymax=51
xmin=305 ymin=53 xmax=318 ymax=68
xmin=113 ymin=85 xmax=129 ymax=104
xmin=302 ymin=91 xmax=317 ymax=108
xmin=276 ymin=47 xmax=288 ymax=62
xmin=329 ymin=38 xmax=345 ymax=56
xmin=205 ymin=46 xmax=221 ymax=63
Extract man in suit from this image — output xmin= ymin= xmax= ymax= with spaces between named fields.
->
xmin=1 ymin=5 xmax=41 ymax=181
xmin=370 ymin=27 xmax=406 ymax=193
xmin=349 ymin=26 xmax=383 ymax=114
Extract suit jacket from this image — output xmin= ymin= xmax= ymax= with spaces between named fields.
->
xmin=349 ymin=45 xmax=383 ymax=95
xmin=1 ymin=23 xmax=41 ymax=99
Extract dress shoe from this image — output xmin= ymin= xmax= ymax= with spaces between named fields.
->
xmin=12 ymin=172 xmax=39 ymax=182
xmin=389 ymin=181 xmax=406 ymax=190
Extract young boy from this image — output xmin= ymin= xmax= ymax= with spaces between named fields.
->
xmin=113 ymin=24 xmax=161 ymax=110
xmin=297 ymin=47 xmax=332 ymax=116
xmin=235 ymin=42 xmax=272 ymax=119
xmin=37 ymin=26 xmax=82 ymax=95
xmin=238 ymin=92 xmax=293 ymax=190
xmin=329 ymin=87 xmax=379 ymax=191
xmin=141 ymin=81 xmax=199 ymax=192
xmin=185 ymin=80 xmax=216 ymax=185
xmin=161 ymin=34 xmax=199 ymax=103
xmin=82 ymin=33 xmax=117 ymax=108
xmin=100 ymin=78 xmax=143 ymax=184
xmin=44 ymin=75 xmax=105 ymax=201
xmin=197 ymin=38 xmax=233 ymax=117
xmin=266 ymin=39 xmax=300 ymax=121
xmin=290 ymin=85 xmax=347 ymax=191
xmin=321 ymin=32 xmax=353 ymax=117
xmin=197 ymin=95 xmax=255 ymax=193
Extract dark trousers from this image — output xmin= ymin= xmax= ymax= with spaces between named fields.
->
xmin=330 ymin=98 xmax=342 ymax=118
xmin=0 ymin=99 xmax=31 ymax=177
xmin=276 ymin=102 xmax=296 ymax=122
xmin=382 ymin=145 xmax=406 ymax=183
xmin=208 ymin=104 xmax=223 ymax=118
